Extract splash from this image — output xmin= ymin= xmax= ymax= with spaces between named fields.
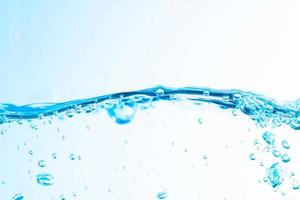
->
xmin=1 ymin=85 xmax=300 ymax=199
xmin=0 ymin=86 xmax=299 ymax=130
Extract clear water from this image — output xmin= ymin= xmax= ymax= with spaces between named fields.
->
xmin=1 ymin=86 xmax=300 ymax=199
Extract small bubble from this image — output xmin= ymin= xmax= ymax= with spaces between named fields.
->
xmin=12 ymin=193 xmax=24 ymax=200
xmin=157 ymin=191 xmax=167 ymax=199
xmin=262 ymin=131 xmax=275 ymax=145
xmin=52 ymin=153 xmax=57 ymax=159
xmin=203 ymin=155 xmax=208 ymax=160
xmin=198 ymin=118 xmax=203 ymax=124
xmin=155 ymin=88 xmax=165 ymax=96
xmin=203 ymin=91 xmax=210 ymax=96
xmin=272 ymin=150 xmax=281 ymax=158
xmin=232 ymin=109 xmax=238 ymax=116
xmin=292 ymin=182 xmax=300 ymax=190
xmin=38 ymin=160 xmax=46 ymax=168
xmin=69 ymin=154 xmax=76 ymax=160
xmin=59 ymin=194 xmax=66 ymax=200
xmin=36 ymin=173 xmax=54 ymax=186
xmin=107 ymin=103 xmax=136 ymax=124
xmin=28 ymin=150 xmax=33 ymax=155
xmin=259 ymin=161 xmax=264 ymax=166
xmin=281 ymin=140 xmax=290 ymax=149
xmin=281 ymin=154 xmax=291 ymax=163
xmin=249 ymin=153 xmax=256 ymax=160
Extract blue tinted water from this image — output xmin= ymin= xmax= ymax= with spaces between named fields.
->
xmin=1 ymin=86 xmax=300 ymax=199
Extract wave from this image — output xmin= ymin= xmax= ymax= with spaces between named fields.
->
xmin=1 ymin=85 xmax=300 ymax=130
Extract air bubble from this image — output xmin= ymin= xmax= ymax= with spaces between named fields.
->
xmin=12 ymin=193 xmax=24 ymax=200
xmin=52 ymin=153 xmax=57 ymax=159
xmin=69 ymin=154 xmax=76 ymax=160
xmin=281 ymin=140 xmax=290 ymax=149
xmin=267 ymin=163 xmax=284 ymax=188
xmin=155 ymin=88 xmax=165 ymax=96
xmin=262 ymin=131 xmax=275 ymax=145
xmin=157 ymin=191 xmax=167 ymax=199
xmin=249 ymin=153 xmax=256 ymax=160
xmin=281 ymin=154 xmax=291 ymax=163
xmin=107 ymin=103 xmax=136 ymax=124
xmin=38 ymin=160 xmax=46 ymax=167
xmin=36 ymin=173 xmax=54 ymax=186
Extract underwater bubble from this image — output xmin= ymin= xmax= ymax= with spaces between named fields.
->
xmin=36 ymin=173 xmax=54 ymax=186
xmin=59 ymin=194 xmax=66 ymax=200
xmin=69 ymin=154 xmax=76 ymax=160
xmin=157 ymin=191 xmax=167 ymax=199
xmin=292 ymin=182 xmax=300 ymax=190
xmin=249 ymin=153 xmax=256 ymax=160
xmin=12 ymin=193 xmax=24 ymax=200
xmin=107 ymin=103 xmax=136 ymax=124
xmin=267 ymin=163 xmax=284 ymax=188
xmin=28 ymin=150 xmax=33 ymax=155
xmin=262 ymin=131 xmax=275 ymax=145
xmin=281 ymin=140 xmax=290 ymax=149
xmin=203 ymin=155 xmax=208 ymax=160
xmin=231 ymin=109 xmax=238 ymax=116
xmin=52 ymin=153 xmax=57 ymax=159
xmin=272 ymin=150 xmax=281 ymax=158
xmin=281 ymin=154 xmax=291 ymax=163
xmin=198 ymin=118 xmax=203 ymax=124
xmin=155 ymin=88 xmax=165 ymax=96
xmin=203 ymin=91 xmax=210 ymax=96
xmin=38 ymin=160 xmax=46 ymax=168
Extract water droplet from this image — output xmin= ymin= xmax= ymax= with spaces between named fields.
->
xmin=36 ymin=173 xmax=54 ymax=186
xmin=281 ymin=140 xmax=290 ymax=149
xmin=107 ymin=103 xmax=136 ymax=124
xmin=155 ymin=88 xmax=165 ymax=96
xmin=262 ymin=131 xmax=275 ymax=145
xmin=281 ymin=154 xmax=291 ymax=163
xmin=249 ymin=153 xmax=256 ymax=160
xmin=267 ymin=163 xmax=284 ymax=188
xmin=69 ymin=154 xmax=76 ymax=160
xmin=12 ymin=193 xmax=24 ymax=200
xmin=52 ymin=153 xmax=57 ymax=159
xmin=38 ymin=160 xmax=46 ymax=167
xmin=157 ymin=191 xmax=167 ymax=199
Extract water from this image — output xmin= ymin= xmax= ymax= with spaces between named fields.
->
xmin=1 ymin=85 xmax=300 ymax=199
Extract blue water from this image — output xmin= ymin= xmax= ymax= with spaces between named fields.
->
xmin=1 ymin=85 xmax=300 ymax=199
